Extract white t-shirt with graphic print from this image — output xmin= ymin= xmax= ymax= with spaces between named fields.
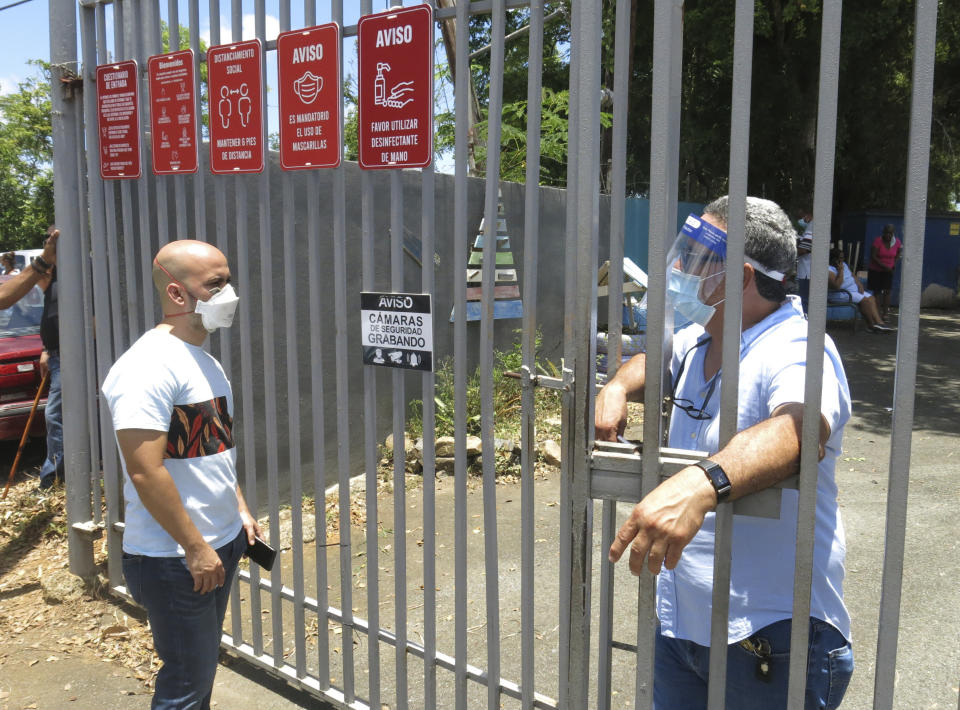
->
xmin=102 ymin=328 xmax=242 ymax=557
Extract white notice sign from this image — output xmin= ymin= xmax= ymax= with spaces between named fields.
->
xmin=360 ymin=292 xmax=433 ymax=372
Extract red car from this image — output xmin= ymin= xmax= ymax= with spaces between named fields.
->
xmin=0 ymin=276 xmax=46 ymax=441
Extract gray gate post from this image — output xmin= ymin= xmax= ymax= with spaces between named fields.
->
xmin=49 ymin=0 xmax=96 ymax=580
xmin=562 ymin=2 xmax=603 ymax=707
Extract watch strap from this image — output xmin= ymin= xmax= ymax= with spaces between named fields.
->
xmin=696 ymin=459 xmax=732 ymax=503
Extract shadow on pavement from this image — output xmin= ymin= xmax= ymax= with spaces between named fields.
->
xmin=829 ymin=309 xmax=960 ymax=437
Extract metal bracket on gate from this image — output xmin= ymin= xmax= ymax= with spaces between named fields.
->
xmin=508 ymin=364 xmax=574 ymax=392
xmin=71 ymin=520 xmax=104 ymax=540
xmin=589 ymin=441 xmax=797 ymax=519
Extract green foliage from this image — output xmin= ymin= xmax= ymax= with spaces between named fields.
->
xmin=160 ymin=21 xmax=210 ymax=131
xmin=473 ymin=87 xmax=611 ymax=187
xmin=615 ymin=0 xmax=960 ymax=212
xmin=434 ymin=2 xmax=573 ymax=185
xmin=0 ymin=62 xmax=53 ymax=250
xmin=407 ymin=332 xmax=561 ymax=441
xmin=343 ymin=75 xmax=359 ymax=162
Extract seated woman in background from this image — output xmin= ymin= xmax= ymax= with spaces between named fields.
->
xmin=828 ymin=248 xmax=894 ymax=332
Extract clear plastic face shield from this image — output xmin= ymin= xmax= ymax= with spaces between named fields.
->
xmin=665 ymin=214 xmax=729 ymax=328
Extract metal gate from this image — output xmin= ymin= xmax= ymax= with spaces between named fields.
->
xmin=48 ymin=0 xmax=944 ymax=708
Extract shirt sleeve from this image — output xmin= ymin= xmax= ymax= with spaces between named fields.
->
xmin=764 ymin=337 xmax=843 ymax=434
xmin=106 ymin=362 xmax=180 ymax=433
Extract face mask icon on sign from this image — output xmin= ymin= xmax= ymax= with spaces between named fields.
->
xmin=294 ymin=71 xmax=323 ymax=104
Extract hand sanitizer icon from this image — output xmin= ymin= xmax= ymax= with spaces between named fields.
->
xmin=375 ymin=63 xmax=390 ymax=106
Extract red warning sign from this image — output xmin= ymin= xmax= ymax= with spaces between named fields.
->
xmin=148 ymin=49 xmax=198 ymax=175
xmin=277 ymin=24 xmax=342 ymax=170
xmin=357 ymin=4 xmax=433 ymax=170
xmin=96 ymin=60 xmax=141 ymax=180
xmin=207 ymin=39 xmax=264 ymax=175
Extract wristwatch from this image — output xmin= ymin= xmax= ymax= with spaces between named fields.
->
xmin=695 ymin=459 xmax=731 ymax=503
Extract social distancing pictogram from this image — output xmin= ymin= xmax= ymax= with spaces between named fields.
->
xmin=207 ymin=39 xmax=264 ymax=174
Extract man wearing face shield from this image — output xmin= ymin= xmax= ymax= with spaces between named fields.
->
xmin=102 ymin=240 xmax=260 ymax=709
xmin=595 ymin=197 xmax=853 ymax=709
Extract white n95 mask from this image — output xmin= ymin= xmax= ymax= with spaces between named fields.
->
xmin=194 ymin=284 xmax=239 ymax=332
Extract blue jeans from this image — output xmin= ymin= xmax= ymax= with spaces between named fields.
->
xmin=654 ymin=618 xmax=854 ymax=710
xmin=122 ymin=529 xmax=246 ymax=710
xmin=39 ymin=352 xmax=63 ymax=486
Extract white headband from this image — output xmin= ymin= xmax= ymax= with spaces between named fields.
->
xmin=745 ymin=256 xmax=785 ymax=283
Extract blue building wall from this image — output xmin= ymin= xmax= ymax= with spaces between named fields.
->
xmin=837 ymin=211 xmax=960 ymax=305
xmin=624 ymin=198 xmax=706 ymax=271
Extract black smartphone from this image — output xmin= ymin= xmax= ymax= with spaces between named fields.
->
xmin=246 ymin=536 xmax=277 ymax=571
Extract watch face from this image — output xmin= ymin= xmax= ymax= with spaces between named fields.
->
xmin=700 ymin=460 xmax=731 ymax=499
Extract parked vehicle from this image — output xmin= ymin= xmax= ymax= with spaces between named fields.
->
xmin=12 ymin=249 xmax=43 ymax=274
xmin=0 ymin=275 xmax=46 ymax=440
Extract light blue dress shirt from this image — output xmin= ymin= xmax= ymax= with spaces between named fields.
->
xmin=657 ymin=296 xmax=852 ymax=646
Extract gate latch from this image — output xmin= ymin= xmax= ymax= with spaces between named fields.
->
xmin=507 ymin=364 xmax=573 ymax=392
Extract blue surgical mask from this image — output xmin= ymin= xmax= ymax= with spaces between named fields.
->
xmin=667 ymin=268 xmax=724 ymax=327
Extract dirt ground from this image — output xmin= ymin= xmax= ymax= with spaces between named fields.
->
xmin=0 ymin=446 xmax=161 ymax=709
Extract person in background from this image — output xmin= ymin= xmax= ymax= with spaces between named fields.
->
xmin=37 ymin=227 xmax=64 ymax=489
xmin=867 ymin=224 xmax=902 ymax=320
xmin=0 ymin=229 xmax=57 ymax=309
xmin=102 ymin=239 xmax=259 ymax=709
xmin=828 ymin=248 xmax=893 ymax=333
xmin=2 ymin=252 xmax=19 ymax=275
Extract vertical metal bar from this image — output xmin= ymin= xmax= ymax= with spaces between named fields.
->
xmin=420 ymin=161 xmax=438 ymax=708
xmin=75 ymin=35 xmax=100 ymax=527
xmin=252 ymin=0 xmax=285 ymax=668
xmin=50 ymin=0 xmax=95 ymax=579
xmin=81 ymin=0 xmax=121 ymax=586
xmin=382 ymin=173 xmax=407 ymax=706
xmin=308 ymin=165 xmax=331 ymax=687
xmin=480 ymin=2 xmax=506 ymax=707
xmin=786 ymin=1 xmax=843 ymax=707
xmin=873 ymin=1 xmax=938 ymax=707
xmin=453 ymin=0 xmax=469 ymax=706
xmin=597 ymin=504 xmax=618 ymax=710
xmin=95 ymin=0 xmax=126 ymax=587
xmin=98 ymin=4 xmax=124 ymax=355
xmin=708 ymin=0 xmax=754 ymax=707
xmin=208 ymin=0 xmax=231 ymax=382
xmin=566 ymin=3 xmax=601 ymax=708
xmin=360 ymin=151 xmax=380 ymax=710
xmin=605 ymin=0 xmax=631 ymax=386
xmin=332 ymin=0 xmax=355 ymax=692
xmin=114 ymin=0 xmax=141 ymax=345
xmin=276 ymin=0 xmax=307 ymax=680
xmin=188 ymin=0 xmax=206 ymax=243
xmin=639 ymin=0 xmax=684 ymax=705
xmin=129 ymin=0 xmax=155 ymax=330
xmin=558 ymin=1 xmax=581 ymax=702
xmin=169 ymin=0 xmax=180 ymax=48
xmin=519 ymin=2 xmax=543 ymax=707
xmin=229 ymin=0 xmax=261 ymax=654
xmin=598 ymin=2 xmax=632 ymax=706
xmin=167 ymin=0 xmax=187 ymax=243
xmin=334 ymin=0 xmax=352 ymax=702
xmin=236 ymin=175 xmax=262 ymax=651
xmin=148 ymin=3 xmax=171 ymax=251
xmin=390 ymin=170 xmax=409 ymax=710
xmin=356 ymin=3 xmax=378 ymax=705
xmin=308 ymin=8 xmax=330 ymax=690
